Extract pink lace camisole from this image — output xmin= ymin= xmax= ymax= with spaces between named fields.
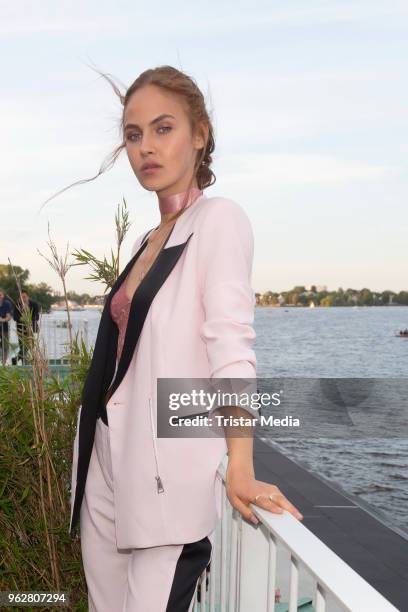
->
xmin=110 ymin=275 xmax=132 ymax=363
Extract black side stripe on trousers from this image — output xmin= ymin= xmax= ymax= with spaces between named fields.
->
xmin=166 ymin=536 xmax=212 ymax=612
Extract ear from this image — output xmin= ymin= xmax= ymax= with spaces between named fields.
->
xmin=193 ymin=121 xmax=209 ymax=151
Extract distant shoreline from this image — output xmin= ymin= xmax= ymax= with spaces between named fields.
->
xmin=255 ymin=303 xmax=408 ymax=308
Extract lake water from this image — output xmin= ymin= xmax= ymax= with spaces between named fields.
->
xmin=39 ymin=305 xmax=408 ymax=536
xmin=254 ymin=306 xmax=408 ymax=537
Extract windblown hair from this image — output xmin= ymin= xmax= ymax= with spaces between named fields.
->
xmin=41 ymin=65 xmax=216 ymax=215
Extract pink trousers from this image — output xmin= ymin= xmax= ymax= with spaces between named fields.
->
xmin=80 ymin=417 xmax=215 ymax=612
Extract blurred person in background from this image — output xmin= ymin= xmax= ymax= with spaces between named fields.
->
xmin=12 ymin=288 xmax=40 ymax=365
xmin=0 ymin=287 xmax=13 ymax=365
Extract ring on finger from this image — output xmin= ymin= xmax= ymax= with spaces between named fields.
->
xmin=255 ymin=493 xmax=275 ymax=502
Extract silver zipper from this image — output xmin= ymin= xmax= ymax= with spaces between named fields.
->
xmin=149 ymin=396 xmax=165 ymax=493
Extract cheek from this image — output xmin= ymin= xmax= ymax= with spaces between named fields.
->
xmin=170 ymin=134 xmax=193 ymax=168
xmin=125 ymin=145 xmax=138 ymax=168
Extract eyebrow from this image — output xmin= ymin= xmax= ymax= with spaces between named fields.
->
xmin=124 ymin=114 xmax=176 ymax=131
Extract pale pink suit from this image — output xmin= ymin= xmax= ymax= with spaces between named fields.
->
xmin=69 ymin=190 xmax=257 ymax=610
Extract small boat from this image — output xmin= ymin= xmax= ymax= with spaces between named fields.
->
xmin=397 ymin=329 xmax=408 ymax=337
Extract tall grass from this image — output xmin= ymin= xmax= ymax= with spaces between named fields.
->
xmin=0 ymin=200 xmax=131 ymax=610
xmin=0 ymin=337 xmax=91 ymax=610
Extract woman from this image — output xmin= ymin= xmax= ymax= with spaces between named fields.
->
xmin=62 ymin=66 xmax=303 ymax=611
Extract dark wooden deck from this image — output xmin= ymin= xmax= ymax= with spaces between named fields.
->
xmin=253 ymin=436 xmax=408 ymax=611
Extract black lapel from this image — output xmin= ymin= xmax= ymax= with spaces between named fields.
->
xmin=80 ymin=227 xmax=154 ymax=415
xmin=107 ymin=230 xmax=195 ymax=401
xmin=71 ymin=227 xmax=154 ymax=534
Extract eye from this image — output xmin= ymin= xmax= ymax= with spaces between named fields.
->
xmin=125 ymin=125 xmax=172 ymax=143
xmin=158 ymin=125 xmax=172 ymax=135
xmin=126 ymin=132 xmax=141 ymax=142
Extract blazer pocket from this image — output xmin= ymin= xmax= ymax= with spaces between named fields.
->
xmin=148 ymin=396 xmax=165 ymax=494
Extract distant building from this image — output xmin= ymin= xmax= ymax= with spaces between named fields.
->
xmin=51 ymin=299 xmax=84 ymax=311
xmin=300 ymin=290 xmax=315 ymax=297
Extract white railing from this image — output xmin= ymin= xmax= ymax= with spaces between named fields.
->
xmin=4 ymin=318 xmax=91 ymax=364
xmin=190 ymin=455 xmax=399 ymax=612
xmin=37 ymin=318 xmax=90 ymax=360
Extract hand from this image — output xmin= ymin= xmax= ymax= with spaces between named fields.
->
xmin=226 ymin=461 xmax=303 ymax=525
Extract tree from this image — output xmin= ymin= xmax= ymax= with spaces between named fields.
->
xmin=0 ymin=263 xmax=30 ymax=300
xmin=358 ymin=288 xmax=374 ymax=306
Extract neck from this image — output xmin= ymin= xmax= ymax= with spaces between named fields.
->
xmin=157 ymin=186 xmax=203 ymax=221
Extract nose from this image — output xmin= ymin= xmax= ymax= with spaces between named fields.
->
xmin=139 ymin=133 xmax=156 ymax=156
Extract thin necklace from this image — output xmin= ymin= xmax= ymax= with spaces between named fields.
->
xmin=137 ymin=221 xmax=175 ymax=281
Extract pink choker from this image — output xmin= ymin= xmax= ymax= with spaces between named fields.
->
xmin=157 ymin=187 xmax=203 ymax=215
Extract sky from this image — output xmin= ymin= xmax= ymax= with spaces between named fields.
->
xmin=1 ymin=1 xmax=407 ymax=295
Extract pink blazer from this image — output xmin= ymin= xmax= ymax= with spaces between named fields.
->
xmin=69 ymin=193 xmax=257 ymax=548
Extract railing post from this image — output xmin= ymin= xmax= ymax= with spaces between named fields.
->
xmin=83 ymin=319 xmax=89 ymax=350
xmin=289 ymin=555 xmax=299 ymax=612
xmin=220 ymin=484 xmax=229 ymax=611
xmin=267 ymin=532 xmax=278 ymax=612
xmin=228 ymin=508 xmax=239 ymax=611
xmin=236 ymin=513 xmax=242 ymax=611
xmin=53 ymin=319 xmax=57 ymax=361
xmin=208 ymin=521 xmax=218 ymax=612
xmin=238 ymin=521 xmax=270 ymax=611
xmin=315 ymin=583 xmax=326 ymax=612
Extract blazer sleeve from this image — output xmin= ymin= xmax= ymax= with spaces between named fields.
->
xmin=197 ymin=198 xmax=257 ymax=380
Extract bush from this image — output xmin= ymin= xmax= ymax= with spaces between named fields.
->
xmin=0 ymin=335 xmax=92 ymax=611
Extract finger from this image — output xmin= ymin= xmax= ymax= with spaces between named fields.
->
xmin=259 ymin=482 xmax=280 ymax=496
xmin=231 ymin=496 xmax=259 ymax=525
xmin=272 ymin=493 xmax=303 ymax=520
xmin=252 ymin=495 xmax=283 ymax=515
xmin=253 ymin=492 xmax=303 ymax=520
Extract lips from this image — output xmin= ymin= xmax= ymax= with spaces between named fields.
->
xmin=141 ymin=165 xmax=162 ymax=176
xmin=141 ymin=163 xmax=162 ymax=171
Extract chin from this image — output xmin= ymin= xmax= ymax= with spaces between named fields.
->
xmin=140 ymin=182 xmax=159 ymax=192
xmin=139 ymin=176 xmax=163 ymax=190
xmin=141 ymin=177 xmax=176 ymax=193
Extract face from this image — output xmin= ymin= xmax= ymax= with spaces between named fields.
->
xmin=0 ymin=290 xmax=3 ymax=302
xmin=123 ymin=84 xmax=207 ymax=197
xmin=21 ymin=292 xmax=28 ymax=303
